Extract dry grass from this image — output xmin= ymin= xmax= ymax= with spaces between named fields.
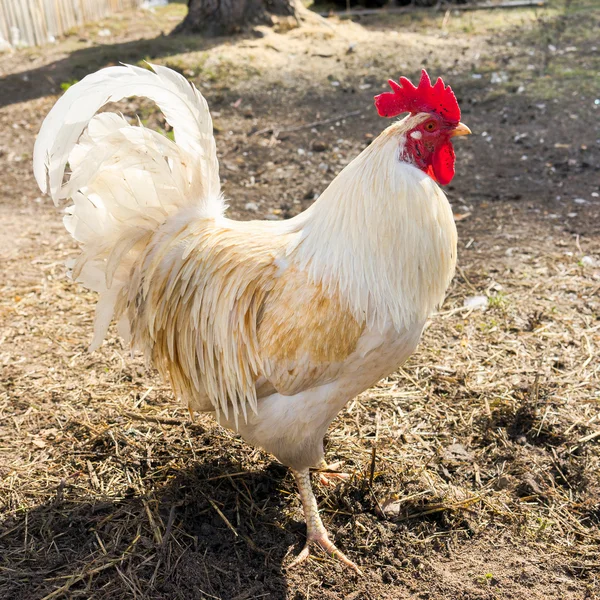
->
xmin=1 ymin=1 xmax=599 ymax=598
xmin=2 ymin=212 xmax=598 ymax=598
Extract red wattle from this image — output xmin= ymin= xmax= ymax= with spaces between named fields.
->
xmin=425 ymin=164 xmax=437 ymax=183
xmin=431 ymin=141 xmax=456 ymax=185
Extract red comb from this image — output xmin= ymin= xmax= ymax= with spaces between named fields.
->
xmin=374 ymin=69 xmax=461 ymax=123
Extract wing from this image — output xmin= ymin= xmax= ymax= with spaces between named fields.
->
xmin=128 ymin=218 xmax=288 ymax=428
xmin=258 ymin=266 xmax=365 ymax=396
xmin=127 ymin=219 xmax=363 ymax=427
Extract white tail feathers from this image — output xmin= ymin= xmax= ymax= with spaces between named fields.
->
xmin=33 ymin=64 xmax=223 ymax=350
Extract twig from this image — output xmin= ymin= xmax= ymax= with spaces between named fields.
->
xmin=122 ymin=411 xmax=184 ymax=426
xmin=160 ymin=503 xmax=179 ymax=552
xmin=41 ymin=561 xmax=119 ymax=600
xmin=195 ymin=588 xmax=223 ymax=600
xmin=368 ymin=445 xmax=377 ymax=488
xmin=435 ymin=304 xmax=479 ymax=318
xmin=577 ymin=430 xmax=600 ymax=444
xmin=250 ymin=109 xmax=363 ymax=137
xmin=396 ymin=496 xmax=482 ymax=522
xmin=200 ymin=491 xmax=239 ymax=538
xmin=200 ymin=470 xmax=266 ymax=482
xmin=40 ymin=532 xmax=141 ymax=600
xmin=366 ymin=446 xmax=386 ymax=519
xmin=143 ymin=499 xmax=163 ymax=545
xmin=456 ymin=264 xmax=477 ymax=293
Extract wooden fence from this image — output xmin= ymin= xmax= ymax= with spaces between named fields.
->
xmin=0 ymin=0 xmax=143 ymax=48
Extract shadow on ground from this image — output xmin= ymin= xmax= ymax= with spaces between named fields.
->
xmin=0 ymin=457 xmax=293 ymax=600
xmin=0 ymin=32 xmax=241 ymax=109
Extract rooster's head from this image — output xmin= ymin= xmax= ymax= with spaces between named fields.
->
xmin=374 ymin=70 xmax=471 ymax=185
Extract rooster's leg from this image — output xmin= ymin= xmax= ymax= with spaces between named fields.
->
xmin=316 ymin=459 xmax=351 ymax=487
xmin=288 ymin=468 xmax=362 ymax=574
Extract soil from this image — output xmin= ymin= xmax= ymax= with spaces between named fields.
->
xmin=0 ymin=2 xmax=599 ymax=599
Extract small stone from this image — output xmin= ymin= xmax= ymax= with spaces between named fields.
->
xmin=581 ymin=256 xmax=595 ymax=267
xmin=380 ymin=497 xmax=403 ymax=518
xmin=494 ymin=475 xmax=511 ymax=490
xmin=463 ymin=295 xmax=488 ymax=310
xmin=244 ymin=202 xmax=258 ymax=212
xmin=518 ymin=474 xmax=546 ymax=497
xmin=443 ymin=443 xmax=473 ymax=461
xmin=311 ymin=140 xmax=329 ymax=152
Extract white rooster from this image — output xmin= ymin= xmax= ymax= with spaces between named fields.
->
xmin=33 ymin=65 xmax=470 ymax=572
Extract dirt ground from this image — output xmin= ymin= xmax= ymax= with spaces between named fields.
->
xmin=1 ymin=1 xmax=599 ymax=599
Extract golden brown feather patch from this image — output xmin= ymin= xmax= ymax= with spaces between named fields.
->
xmin=127 ymin=217 xmax=291 ymax=424
xmin=124 ymin=217 xmax=364 ymax=421
xmin=258 ymin=267 xmax=364 ymax=396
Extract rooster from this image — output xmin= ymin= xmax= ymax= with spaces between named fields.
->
xmin=33 ymin=66 xmax=470 ymax=572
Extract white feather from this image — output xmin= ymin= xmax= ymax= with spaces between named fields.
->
xmin=33 ymin=64 xmax=224 ymax=349
xmin=33 ymin=63 xmax=220 ymax=204
xmin=287 ymin=114 xmax=457 ymax=333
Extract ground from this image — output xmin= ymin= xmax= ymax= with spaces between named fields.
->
xmin=0 ymin=1 xmax=599 ymax=599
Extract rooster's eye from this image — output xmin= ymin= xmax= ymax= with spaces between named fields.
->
xmin=424 ymin=121 xmax=437 ymax=132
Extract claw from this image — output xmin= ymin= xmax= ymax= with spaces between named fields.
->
xmin=287 ymin=542 xmax=311 ymax=570
xmin=288 ymin=534 xmax=363 ymax=574
xmin=316 ymin=460 xmax=352 ymax=487
xmin=318 ymin=470 xmax=351 ymax=487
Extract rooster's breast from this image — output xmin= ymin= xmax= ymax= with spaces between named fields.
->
xmin=229 ymin=321 xmax=425 ymax=470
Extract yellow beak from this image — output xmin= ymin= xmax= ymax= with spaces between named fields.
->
xmin=450 ymin=122 xmax=472 ymax=137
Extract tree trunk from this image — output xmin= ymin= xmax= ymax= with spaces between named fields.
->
xmin=172 ymin=0 xmax=301 ymax=36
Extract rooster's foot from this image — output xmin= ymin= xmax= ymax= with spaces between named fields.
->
xmin=290 ymin=468 xmax=362 ymax=574
xmin=288 ymin=530 xmax=362 ymax=574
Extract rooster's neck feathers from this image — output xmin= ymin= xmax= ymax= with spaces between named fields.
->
xmin=287 ymin=118 xmax=457 ymax=333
